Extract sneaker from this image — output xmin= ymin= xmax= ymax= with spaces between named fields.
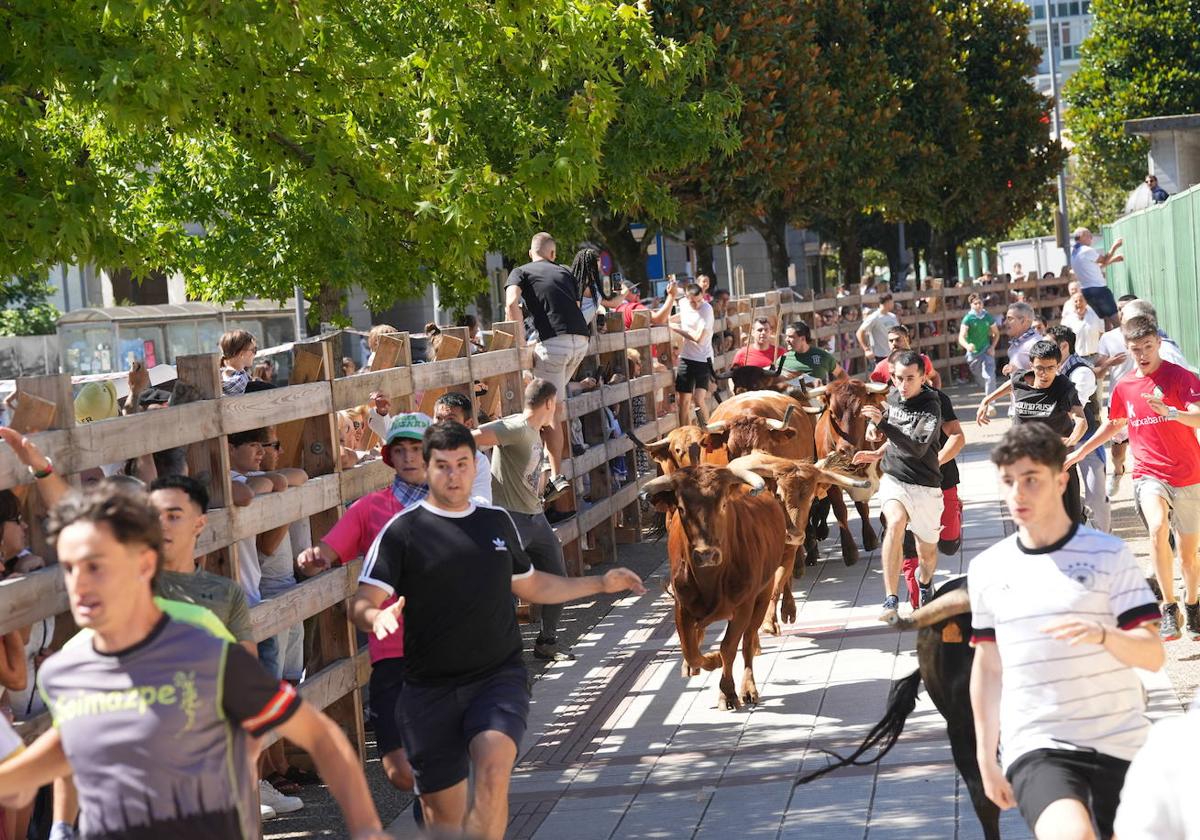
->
xmin=918 ymin=579 xmax=935 ymax=608
xmin=259 ymin=779 xmax=303 ymax=815
xmin=542 ymin=474 xmax=571 ymax=504
xmin=1161 ymin=602 xmax=1182 ymax=642
xmin=544 ymin=508 xmax=575 ymax=525
xmin=260 ymin=803 xmax=278 ymax=821
xmin=1186 ymin=602 xmax=1200 ymax=641
xmin=1107 ymin=471 xmax=1124 ymax=498
xmin=534 ymin=638 xmax=576 ymax=661
xmin=879 ymin=594 xmax=901 ymax=623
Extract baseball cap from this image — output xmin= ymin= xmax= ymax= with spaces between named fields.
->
xmin=384 ymin=412 xmax=433 ymax=446
xmin=74 ymin=381 xmax=120 ymax=424
xmin=619 ymin=278 xmax=641 ymax=295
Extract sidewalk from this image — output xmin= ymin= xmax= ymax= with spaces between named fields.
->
xmin=387 ymin=385 xmax=1184 ymax=840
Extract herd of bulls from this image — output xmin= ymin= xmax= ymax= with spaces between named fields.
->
xmin=631 ymin=378 xmax=1001 ymax=839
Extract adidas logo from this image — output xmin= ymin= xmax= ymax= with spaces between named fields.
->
xmin=492 ymin=537 xmax=507 ymax=552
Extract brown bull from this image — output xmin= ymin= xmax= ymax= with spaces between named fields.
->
xmin=726 ymin=366 xmax=809 ymax=403
xmin=809 ymin=379 xmax=889 ymax=566
xmin=643 ymin=463 xmax=790 ymax=710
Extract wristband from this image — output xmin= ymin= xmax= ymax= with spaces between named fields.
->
xmin=30 ymin=460 xmax=53 ymax=480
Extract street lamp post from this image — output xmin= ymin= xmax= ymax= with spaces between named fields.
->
xmin=1043 ymin=0 xmax=1071 ymax=272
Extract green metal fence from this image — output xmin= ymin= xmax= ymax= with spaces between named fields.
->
xmin=1102 ymin=183 xmax=1200 ymax=362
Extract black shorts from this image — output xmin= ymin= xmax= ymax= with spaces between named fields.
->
xmin=368 ymin=657 xmax=407 ymax=757
xmin=399 ymin=661 xmax=531 ymax=795
xmin=675 ymin=358 xmax=712 ymax=393
xmin=1007 ymin=748 xmax=1130 ymax=838
xmin=1082 ymin=286 xmax=1117 ymax=319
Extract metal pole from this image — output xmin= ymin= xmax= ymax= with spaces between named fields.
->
xmin=1043 ymin=0 xmax=1071 ymax=271
xmin=896 ymin=222 xmax=907 ymax=290
xmin=292 ymin=283 xmax=305 ymax=339
xmin=722 ymin=227 xmax=734 ymax=290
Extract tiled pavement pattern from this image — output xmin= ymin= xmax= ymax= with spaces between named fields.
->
xmin=388 ymin=388 xmax=1186 ymax=839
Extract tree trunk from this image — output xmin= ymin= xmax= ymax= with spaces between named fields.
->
xmin=689 ymin=231 xmax=717 ymax=285
xmin=838 ymin=222 xmax=863 ymax=289
xmin=926 ymin=228 xmax=959 ymax=284
xmin=315 ymin=283 xmax=346 ymax=328
xmin=593 ymin=215 xmax=650 ymax=291
xmin=754 ymin=209 xmax=792 ymax=289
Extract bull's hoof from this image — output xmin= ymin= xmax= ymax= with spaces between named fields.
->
xmin=717 ymin=693 xmax=740 ymax=711
xmin=805 ymin=545 xmax=820 ymax=567
xmin=842 ymin=548 xmax=860 ymax=567
xmin=760 ymin=614 xmax=781 ymax=637
xmin=680 ymin=660 xmax=700 ymax=678
xmin=780 ymin=597 xmax=797 ymax=625
xmin=815 ymin=521 xmax=830 ymax=541
xmin=862 ymin=528 xmax=879 ymax=552
xmin=741 ymin=688 xmax=760 ymax=705
xmin=700 ymin=652 xmax=722 ymax=671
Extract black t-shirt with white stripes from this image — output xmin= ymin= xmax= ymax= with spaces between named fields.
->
xmin=359 ymin=501 xmax=533 ymax=685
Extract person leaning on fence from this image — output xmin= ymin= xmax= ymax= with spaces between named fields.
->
xmin=473 ymin=378 xmax=576 ymax=662
xmin=219 ymin=329 xmax=258 ymax=396
xmin=295 ymin=411 xmax=433 ymax=825
xmin=505 ymin=232 xmax=591 ymax=505
xmin=351 ymin=420 xmax=645 ymax=840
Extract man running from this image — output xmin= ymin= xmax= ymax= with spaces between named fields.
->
xmin=779 ymin=321 xmax=847 ymax=383
xmin=857 ymin=293 xmax=899 ymax=364
xmin=1046 ymin=325 xmax=1109 ymax=532
xmin=978 ymin=340 xmax=1088 ymax=523
xmin=0 ymin=486 xmax=387 ymax=839
xmin=352 ymin=421 xmax=645 ymax=840
xmin=670 ymin=283 xmax=715 ymax=424
xmin=731 ymin=317 xmax=783 ymax=369
xmin=1067 ymin=315 xmax=1200 ymax=642
xmin=971 ymin=423 xmax=1161 ymax=840
xmin=474 ymin=379 xmax=574 ymax=661
xmin=1000 ymin=301 xmax=1041 ymax=378
xmin=855 ymin=350 xmax=943 ymax=618
xmin=958 ymin=293 xmax=999 ymax=399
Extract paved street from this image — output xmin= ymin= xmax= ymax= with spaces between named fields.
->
xmin=388 ymin=386 xmax=1187 ymax=840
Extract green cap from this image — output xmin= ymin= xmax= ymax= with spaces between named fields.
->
xmin=385 ymin=412 xmax=433 ymax=445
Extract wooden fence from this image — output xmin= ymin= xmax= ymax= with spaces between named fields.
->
xmin=0 ymin=273 xmax=1072 ymax=754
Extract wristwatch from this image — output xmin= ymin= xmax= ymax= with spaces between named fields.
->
xmin=1168 ymin=406 xmax=1180 ymax=420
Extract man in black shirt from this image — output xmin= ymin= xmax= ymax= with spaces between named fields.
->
xmin=856 ymin=351 xmax=943 ymax=620
xmin=351 ymin=422 xmax=645 ymax=840
xmin=979 ymin=340 xmax=1088 ymax=522
xmin=505 ymin=232 xmax=591 ymax=502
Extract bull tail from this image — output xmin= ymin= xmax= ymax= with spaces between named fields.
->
xmin=793 ymin=669 xmax=921 ymax=786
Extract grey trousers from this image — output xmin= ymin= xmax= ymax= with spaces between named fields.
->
xmin=1079 ymin=450 xmax=1110 ymax=532
xmin=509 ymin=511 xmax=567 ymax=639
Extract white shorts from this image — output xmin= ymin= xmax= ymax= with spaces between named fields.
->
xmin=533 ymin=333 xmax=590 ymax=398
xmin=878 ymin=474 xmax=944 ymax=544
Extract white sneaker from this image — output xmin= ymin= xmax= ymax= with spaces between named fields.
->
xmin=1107 ymin=471 xmax=1124 ymax=498
xmin=259 ymin=779 xmax=303 ymax=815
xmin=260 ymin=802 xmax=278 ymax=821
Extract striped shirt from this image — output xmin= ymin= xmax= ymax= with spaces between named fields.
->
xmin=968 ymin=523 xmax=1160 ymax=770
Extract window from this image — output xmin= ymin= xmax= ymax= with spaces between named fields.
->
xmin=1069 ymin=1 xmax=1080 ymax=14
xmin=1082 ymin=0 xmax=1090 ymax=12
xmin=1058 ymin=2 xmax=1070 ymax=17
xmin=1033 ymin=4 xmax=1045 ymax=19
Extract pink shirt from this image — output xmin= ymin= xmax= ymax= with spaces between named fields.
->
xmin=324 ymin=487 xmax=406 ymax=662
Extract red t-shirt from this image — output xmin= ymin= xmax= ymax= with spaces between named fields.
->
xmin=732 ymin=345 xmax=784 ymax=368
xmin=615 ymin=299 xmax=647 ymax=330
xmin=1108 ymin=361 xmax=1200 ymax=487
xmin=323 ymin=487 xmax=406 ymax=662
xmin=870 ymin=355 xmax=934 ymax=383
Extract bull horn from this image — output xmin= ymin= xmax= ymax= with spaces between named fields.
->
xmin=888 ymin=586 xmax=971 ymax=630
xmin=803 ymin=405 xmax=824 ymax=414
xmin=704 ymin=420 xmax=728 ymax=434
xmin=865 ymin=381 xmax=890 ymax=394
xmin=764 ymin=417 xmax=787 ymax=431
xmin=807 ymin=385 xmax=829 ymax=397
xmin=639 ymin=474 xmax=674 ymax=498
xmin=814 ymin=457 xmax=828 ymax=468
xmin=691 ymin=406 xmax=704 ymax=428
xmin=727 ymin=452 xmax=778 ymax=478
xmin=629 ymin=431 xmax=669 ymax=451
xmin=727 ymin=463 xmax=766 ymax=495
xmin=782 ymin=404 xmax=796 ymax=427
xmin=817 ymin=469 xmax=872 ymax=491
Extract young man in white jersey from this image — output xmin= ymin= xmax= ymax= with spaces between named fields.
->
xmin=670 ymin=283 xmax=715 ymax=424
xmin=970 ymin=423 xmax=1162 ymax=840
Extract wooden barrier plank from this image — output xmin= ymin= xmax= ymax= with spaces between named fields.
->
xmin=566 ymin=390 xmax=603 ymax=419
xmin=339 ymin=459 xmax=391 ymax=505
xmin=411 ymin=356 xmax=471 ymax=391
xmin=250 ymin=561 xmax=361 ymax=642
xmin=220 ymin=382 xmax=332 ymax=435
xmin=275 ymin=350 xmax=326 ymax=471
xmin=331 ymin=367 xmax=415 ymax=411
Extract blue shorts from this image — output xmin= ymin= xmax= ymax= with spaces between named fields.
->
xmin=399 ymin=661 xmax=531 ymax=794
xmin=1082 ymin=286 xmax=1117 ymax=319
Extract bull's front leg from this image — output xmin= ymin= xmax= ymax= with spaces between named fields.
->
xmin=828 ymin=488 xmax=861 ymax=566
xmin=856 ymin=499 xmax=878 ymax=551
xmin=716 ymin=605 xmax=753 ymax=710
xmin=741 ymin=586 xmax=773 ymax=706
xmin=675 ymin=602 xmax=705 ymax=678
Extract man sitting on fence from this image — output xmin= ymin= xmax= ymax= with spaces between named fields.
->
xmin=473 ymin=379 xmax=576 ymax=662
xmin=0 ymin=486 xmax=389 ymax=840
xmin=296 ymin=412 xmax=433 ymax=823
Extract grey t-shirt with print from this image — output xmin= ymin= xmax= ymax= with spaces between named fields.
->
xmin=38 ymin=614 xmax=300 ymax=839
xmin=484 ymin=413 xmax=543 ymax=515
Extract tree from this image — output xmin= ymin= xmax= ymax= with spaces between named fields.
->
xmin=1 ymin=0 xmax=730 ymax=319
xmin=0 ymin=275 xmax=59 ymax=337
xmin=1065 ymin=0 xmax=1200 ymax=189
